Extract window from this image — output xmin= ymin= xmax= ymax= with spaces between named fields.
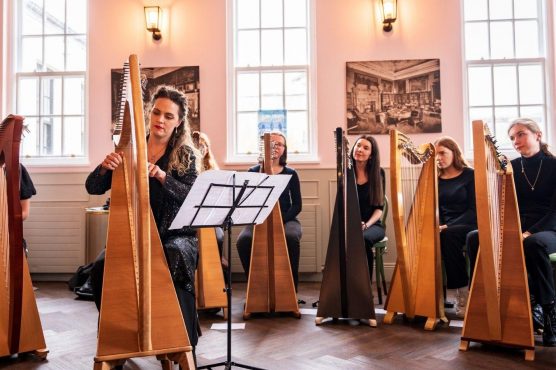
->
xmin=229 ymin=0 xmax=316 ymax=162
xmin=15 ymin=0 xmax=87 ymax=162
xmin=463 ymin=0 xmax=551 ymax=151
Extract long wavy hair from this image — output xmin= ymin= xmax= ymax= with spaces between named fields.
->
xmin=350 ymin=135 xmax=383 ymax=206
xmin=434 ymin=136 xmax=471 ymax=177
xmin=508 ymin=118 xmax=553 ymax=157
xmin=148 ymin=86 xmax=200 ymax=175
xmin=192 ymin=131 xmax=219 ymax=171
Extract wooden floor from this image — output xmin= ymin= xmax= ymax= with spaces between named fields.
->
xmin=1 ymin=282 xmax=555 ymax=369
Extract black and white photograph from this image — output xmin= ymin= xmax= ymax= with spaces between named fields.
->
xmin=111 ymin=66 xmax=201 ymax=133
xmin=346 ymin=59 xmax=442 ymax=135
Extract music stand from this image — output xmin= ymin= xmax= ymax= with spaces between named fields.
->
xmin=170 ymin=170 xmax=291 ymax=370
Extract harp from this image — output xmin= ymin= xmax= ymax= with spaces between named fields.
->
xmin=460 ymin=120 xmax=534 ymax=361
xmin=0 ymin=115 xmax=47 ymax=358
xmin=316 ymin=127 xmax=376 ymax=326
xmin=93 ymin=55 xmax=194 ymax=370
xmin=243 ymin=132 xmax=300 ymax=319
xmin=384 ymin=129 xmax=445 ymax=330
xmin=196 ymin=228 xmax=228 ymax=318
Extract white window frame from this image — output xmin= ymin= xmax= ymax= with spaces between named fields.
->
xmin=12 ymin=0 xmax=89 ymax=166
xmin=461 ymin=0 xmax=555 ymax=158
xmin=226 ymin=0 xmax=318 ymax=164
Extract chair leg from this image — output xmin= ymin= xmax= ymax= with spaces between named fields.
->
xmin=375 ymin=250 xmax=383 ymax=305
xmin=380 ymin=253 xmax=387 ymax=295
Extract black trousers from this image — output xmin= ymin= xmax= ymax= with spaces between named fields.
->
xmin=90 ymin=249 xmax=199 ymax=346
xmin=467 ymin=230 xmax=556 ymax=305
xmin=440 ymin=225 xmax=475 ymax=289
xmin=236 ymin=219 xmax=302 ymax=290
xmin=362 ymin=223 xmax=386 ymax=282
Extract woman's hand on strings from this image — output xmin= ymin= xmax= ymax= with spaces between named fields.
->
xmin=439 ymin=224 xmax=447 ymax=232
xmin=148 ymin=162 xmax=166 ymax=184
xmin=99 ymin=152 xmax=123 ymax=175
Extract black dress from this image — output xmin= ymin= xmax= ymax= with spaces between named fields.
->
xmin=20 ymin=164 xmax=36 ymax=200
xmin=85 ymin=144 xmax=200 ymax=345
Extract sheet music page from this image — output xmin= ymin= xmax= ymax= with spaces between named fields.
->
xmin=169 ymin=170 xmax=291 ymax=229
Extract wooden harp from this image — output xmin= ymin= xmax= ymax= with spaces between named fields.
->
xmin=0 ymin=115 xmax=47 ymax=358
xmin=316 ymin=127 xmax=376 ymax=326
xmin=243 ymin=132 xmax=300 ymax=319
xmin=384 ymin=129 xmax=445 ymax=330
xmin=93 ymin=55 xmax=194 ymax=369
xmin=460 ymin=120 xmax=534 ymax=361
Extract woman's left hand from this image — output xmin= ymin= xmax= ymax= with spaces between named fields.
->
xmin=148 ymin=162 xmax=166 ymax=183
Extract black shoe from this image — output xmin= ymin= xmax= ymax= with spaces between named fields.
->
xmin=532 ymin=304 xmax=544 ymax=333
xmin=542 ymin=303 xmax=556 ymax=347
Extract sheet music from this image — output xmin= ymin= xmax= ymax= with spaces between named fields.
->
xmin=169 ymin=169 xmax=291 ymax=229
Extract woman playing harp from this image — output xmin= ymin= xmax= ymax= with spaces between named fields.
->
xmin=467 ymin=118 xmax=556 ymax=347
xmin=86 ymin=86 xmax=201 ymax=349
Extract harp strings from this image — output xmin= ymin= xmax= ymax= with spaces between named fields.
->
xmin=0 ymin=168 xmax=8 ymax=292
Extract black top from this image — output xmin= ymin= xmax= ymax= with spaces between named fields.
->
xmin=85 ymin=144 xmax=198 ymax=240
xmin=357 ymin=168 xmax=385 ymax=223
xmin=248 ymin=164 xmax=302 ymax=223
xmin=512 ymin=151 xmax=556 ymax=233
xmin=438 ymin=167 xmax=477 ymax=227
xmin=20 ymin=164 xmax=36 ymax=200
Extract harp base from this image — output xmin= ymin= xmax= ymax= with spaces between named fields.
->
xmin=314 ymin=317 xmax=377 ymax=327
xmin=94 ymin=348 xmax=195 ymax=370
xmin=384 ymin=311 xmax=440 ymax=330
xmin=459 ymin=338 xmax=535 ymax=361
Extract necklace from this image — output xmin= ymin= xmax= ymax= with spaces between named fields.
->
xmin=148 ymin=144 xmax=166 ymax=162
xmin=520 ymin=158 xmax=543 ymax=191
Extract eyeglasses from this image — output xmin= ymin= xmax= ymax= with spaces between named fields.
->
xmin=272 ymin=142 xmax=285 ymax=148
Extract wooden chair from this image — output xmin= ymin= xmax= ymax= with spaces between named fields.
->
xmin=551 ymin=253 xmax=556 ymax=288
xmin=372 ymin=196 xmax=388 ymax=305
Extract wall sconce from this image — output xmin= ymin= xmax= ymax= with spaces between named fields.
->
xmin=144 ymin=6 xmax=162 ymax=40
xmin=381 ymin=0 xmax=397 ymax=32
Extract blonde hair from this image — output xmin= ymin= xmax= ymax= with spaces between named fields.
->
xmin=508 ymin=118 xmax=553 ymax=157
xmin=192 ymin=131 xmax=219 ymax=171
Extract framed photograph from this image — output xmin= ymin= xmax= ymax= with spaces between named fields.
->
xmin=346 ymin=59 xmax=441 ymax=135
xmin=111 ymin=66 xmax=200 ymax=133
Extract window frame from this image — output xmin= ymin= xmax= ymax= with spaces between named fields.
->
xmin=226 ymin=0 xmax=318 ymax=164
xmin=12 ymin=0 xmax=89 ymax=166
xmin=461 ymin=0 xmax=554 ymax=158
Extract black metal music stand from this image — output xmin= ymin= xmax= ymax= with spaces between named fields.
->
xmin=179 ymin=172 xmax=283 ymax=370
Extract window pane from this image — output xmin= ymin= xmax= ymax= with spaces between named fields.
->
xmin=494 ymin=106 xmax=518 ymax=148
xmin=515 ymin=21 xmax=539 ymax=58
xmin=41 ymin=76 xmax=62 ymax=115
xmin=17 ymin=78 xmax=39 ymax=115
xmin=44 ymin=36 xmax=65 ymax=71
xmin=489 ymin=0 xmax=512 ymax=20
xmin=237 ymin=0 xmax=259 ymax=29
xmin=490 ymin=22 xmax=514 ymax=59
xmin=64 ymin=77 xmax=85 ymax=114
xmin=285 ymin=71 xmax=307 ymax=110
xmin=21 ymin=117 xmax=39 ymax=156
xmin=514 ymin=0 xmax=538 ymax=19
xmin=284 ymin=0 xmax=306 ymax=27
xmin=284 ymin=29 xmax=307 ymax=65
xmin=66 ymin=0 xmax=87 ymax=34
xmin=518 ymin=64 xmax=543 ymax=105
xmin=236 ymin=112 xmax=259 ymax=154
xmin=261 ymin=30 xmax=283 ymax=65
xmin=286 ymin=111 xmax=308 ymax=153
xmin=463 ymin=0 xmax=488 ymax=21
xmin=261 ymin=0 xmax=283 ymax=28
xmin=237 ymin=72 xmax=260 ymax=111
xmin=22 ymin=0 xmax=43 ymax=35
xmin=40 ymin=117 xmax=62 ymax=155
xmin=44 ymin=0 xmax=65 ymax=35
xmin=21 ymin=37 xmax=43 ymax=72
xmin=468 ymin=66 xmax=492 ymax=106
xmin=520 ymin=106 xmax=544 ymax=132
xmin=66 ymin=36 xmax=87 ymax=70
xmin=493 ymin=65 xmax=517 ymax=105
xmin=469 ymin=107 xmax=493 ymax=128
xmin=465 ymin=22 xmax=489 ymax=60
xmin=63 ymin=117 xmax=84 ymax=156
xmin=237 ymin=30 xmax=260 ymax=67
xmin=261 ymin=72 xmax=283 ymax=110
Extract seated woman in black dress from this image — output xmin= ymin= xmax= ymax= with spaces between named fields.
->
xmin=435 ymin=136 xmax=476 ymax=317
xmin=467 ymin=118 xmax=556 ymax=346
xmin=85 ymin=86 xmax=201 ymax=349
xmin=236 ymin=131 xmax=302 ymax=290
xmin=350 ymin=135 xmax=385 ymax=282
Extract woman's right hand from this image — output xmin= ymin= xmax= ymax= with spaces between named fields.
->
xmin=99 ymin=152 xmax=123 ymax=175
